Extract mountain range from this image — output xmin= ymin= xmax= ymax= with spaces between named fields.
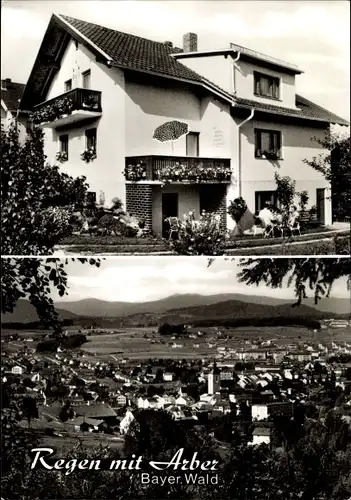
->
xmin=2 ymin=293 xmax=350 ymax=327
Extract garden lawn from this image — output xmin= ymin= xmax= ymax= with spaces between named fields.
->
xmin=224 ymin=234 xmax=350 ymax=256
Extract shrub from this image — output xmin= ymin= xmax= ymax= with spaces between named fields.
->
xmin=167 ymin=210 xmax=226 ymax=255
xmin=227 ymin=197 xmax=248 ymax=223
xmin=1 ymin=124 xmax=89 ymax=254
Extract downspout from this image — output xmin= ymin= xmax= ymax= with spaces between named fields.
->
xmin=232 ymin=51 xmax=241 ymax=97
xmin=237 ymin=108 xmax=255 ymax=197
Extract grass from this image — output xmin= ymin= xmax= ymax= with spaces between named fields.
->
xmin=225 ymin=235 xmax=350 ymax=256
xmin=60 ymin=235 xmax=164 ymax=246
xmin=57 ymin=227 xmax=349 ymax=255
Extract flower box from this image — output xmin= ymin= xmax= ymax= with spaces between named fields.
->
xmin=81 ymin=147 xmax=97 ymax=163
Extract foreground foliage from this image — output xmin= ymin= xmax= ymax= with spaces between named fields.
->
xmin=1 ymin=123 xmax=89 ymax=255
xmin=1 ymin=258 xmax=101 ymax=336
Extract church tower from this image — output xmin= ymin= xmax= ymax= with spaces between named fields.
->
xmin=208 ymin=363 xmax=221 ymax=394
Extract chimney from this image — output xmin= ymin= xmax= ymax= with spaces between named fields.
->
xmin=1 ymin=78 xmax=11 ymax=90
xmin=183 ymin=33 xmax=197 ymax=52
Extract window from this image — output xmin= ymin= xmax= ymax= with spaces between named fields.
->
xmin=82 ymin=70 xmax=91 ymax=89
xmin=59 ymin=134 xmax=69 ymax=157
xmin=255 ymin=191 xmax=278 ymax=213
xmin=254 ymin=72 xmax=280 ymax=99
xmin=64 ymin=79 xmax=72 ymax=92
xmin=85 ymin=128 xmax=97 ymax=151
xmin=255 ymin=129 xmax=281 ymax=158
xmin=186 ymin=132 xmax=199 ymax=157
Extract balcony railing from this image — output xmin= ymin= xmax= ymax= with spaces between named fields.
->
xmin=124 ymin=155 xmax=232 ymax=183
xmin=32 ymin=88 xmax=102 ymax=127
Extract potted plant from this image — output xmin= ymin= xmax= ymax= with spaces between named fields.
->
xmin=55 ymin=151 xmax=68 ymax=163
xmin=227 ymin=197 xmax=248 ymax=236
xmin=262 ymin=150 xmax=279 ymax=160
xmin=124 ymin=163 xmax=147 ymax=181
xmin=81 ymin=147 xmax=97 ymax=163
xmin=82 ymin=95 xmax=99 ymax=110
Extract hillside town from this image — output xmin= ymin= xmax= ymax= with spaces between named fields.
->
xmin=2 ymin=320 xmax=351 ymax=450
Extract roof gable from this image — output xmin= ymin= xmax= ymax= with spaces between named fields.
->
xmin=20 ymin=13 xmax=349 ymax=128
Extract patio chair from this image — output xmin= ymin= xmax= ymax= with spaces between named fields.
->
xmin=288 ymin=215 xmax=301 ymax=237
xmin=166 ymin=217 xmax=179 ymax=240
xmin=255 ymin=216 xmax=273 ymax=238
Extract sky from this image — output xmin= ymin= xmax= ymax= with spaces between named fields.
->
xmin=1 ymin=0 xmax=350 ymax=120
xmin=51 ymin=257 xmax=350 ymax=303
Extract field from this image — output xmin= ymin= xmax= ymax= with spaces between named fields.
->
xmin=2 ymin=325 xmax=351 ymax=363
xmin=80 ymin=325 xmax=351 ymax=362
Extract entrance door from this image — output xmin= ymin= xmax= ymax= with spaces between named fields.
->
xmin=162 ymin=193 xmax=178 ymax=238
xmin=316 ymin=188 xmax=325 ymax=225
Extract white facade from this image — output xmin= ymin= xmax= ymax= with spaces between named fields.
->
xmin=252 ymin=404 xmax=268 ymax=421
xmin=208 ymin=371 xmax=221 ymax=395
xmin=34 ymin=32 xmax=338 ymax=232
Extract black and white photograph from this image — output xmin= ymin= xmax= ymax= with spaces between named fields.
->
xmin=1 ymin=1 xmax=351 ymax=500
xmin=1 ymin=0 xmax=350 ymax=256
xmin=1 ymin=257 xmax=351 ymax=499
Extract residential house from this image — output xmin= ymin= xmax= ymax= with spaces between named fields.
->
xmin=67 ymin=416 xmax=104 ymax=432
xmin=73 ymin=403 xmax=117 ymax=426
xmin=1 ymin=78 xmax=28 ymax=141
xmin=163 ymin=372 xmax=173 ymax=382
xmin=250 ymin=427 xmax=271 ymax=446
xmin=20 ymin=14 xmax=348 ymax=235
xmin=252 ymin=404 xmax=269 ymax=421
xmin=11 ymin=365 xmax=25 ymax=375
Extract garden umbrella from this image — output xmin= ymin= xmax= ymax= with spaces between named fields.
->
xmin=153 ymin=120 xmax=189 ymax=153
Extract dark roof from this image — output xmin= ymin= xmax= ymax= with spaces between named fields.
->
xmin=1 ymin=79 xmax=25 ymax=111
xmin=20 ymin=13 xmax=349 ymax=127
xmin=73 ymin=403 xmax=117 ymax=418
xmin=233 ymin=94 xmax=349 ymax=126
xmin=59 ymin=15 xmax=203 ymax=84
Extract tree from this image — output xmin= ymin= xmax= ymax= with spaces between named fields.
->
xmin=236 ymin=258 xmax=350 ymax=305
xmin=21 ymin=396 xmax=38 ymax=428
xmin=1 ymin=123 xmax=89 ymax=254
xmin=1 ymin=257 xmax=101 ymax=336
xmin=275 ymin=173 xmax=296 ymax=224
xmin=303 ymin=131 xmax=351 ymax=220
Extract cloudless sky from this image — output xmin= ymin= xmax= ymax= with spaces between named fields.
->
xmin=1 ymin=0 xmax=350 ymax=120
xmin=51 ymin=257 xmax=350 ymax=303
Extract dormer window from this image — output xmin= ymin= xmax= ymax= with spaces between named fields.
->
xmin=254 ymin=72 xmax=280 ymax=100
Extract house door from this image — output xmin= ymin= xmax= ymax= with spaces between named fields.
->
xmin=316 ymin=188 xmax=325 ymax=225
xmin=162 ymin=193 xmax=178 ymax=237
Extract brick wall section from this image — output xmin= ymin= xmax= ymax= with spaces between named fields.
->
xmin=125 ymin=184 xmax=153 ymax=232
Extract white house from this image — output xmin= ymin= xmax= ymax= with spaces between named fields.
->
xmin=252 ymin=404 xmax=269 ymax=421
xmin=19 ymin=14 xmax=348 ymax=234
xmin=250 ymin=427 xmax=271 ymax=446
xmin=163 ymin=372 xmax=173 ymax=382
xmin=11 ymin=365 xmax=25 ymax=375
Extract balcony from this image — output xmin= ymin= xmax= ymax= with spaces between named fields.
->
xmin=124 ymin=155 xmax=232 ymax=184
xmin=32 ymin=88 xmax=102 ymax=128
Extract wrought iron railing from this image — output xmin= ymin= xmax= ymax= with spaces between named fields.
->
xmin=32 ymin=88 xmax=102 ymax=124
